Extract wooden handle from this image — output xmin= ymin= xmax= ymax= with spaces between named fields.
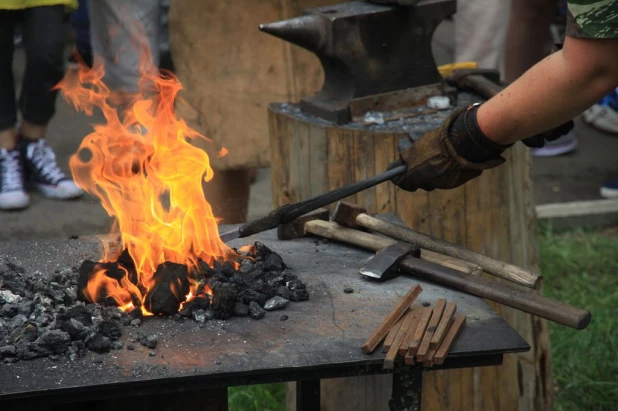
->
xmin=355 ymin=213 xmax=542 ymax=289
xmin=305 ymin=221 xmax=590 ymax=330
xmin=302 ymin=217 xmax=481 ymax=275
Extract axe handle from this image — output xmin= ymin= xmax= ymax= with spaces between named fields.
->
xmin=450 ymin=73 xmax=503 ymax=100
xmin=305 ymin=220 xmax=590 ymax=330
xmin=354 ymin=213 xmax=542 ymax=289
xmin=301 ymin=218 xmax=481 ymax=275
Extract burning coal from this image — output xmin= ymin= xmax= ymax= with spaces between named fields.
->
xmin=56 ymin=39 xmax=237 ymax=312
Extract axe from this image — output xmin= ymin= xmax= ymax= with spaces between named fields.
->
xmin=277 ymin=210 xmax=591 ymax=330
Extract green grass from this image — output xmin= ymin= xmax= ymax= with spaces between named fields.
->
xmin=228 ymin=383 xmax=285 ymax=411
xmin=539 ymin=228 xmax=618 ymax=411
xmin=227 ymin=228 xmax=618 ymax=411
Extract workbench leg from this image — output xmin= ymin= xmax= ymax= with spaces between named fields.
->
xmin=389 ymin=364 xmax=423 ymax=411
xmin=296 ymin=379 xmax=321 ymax=411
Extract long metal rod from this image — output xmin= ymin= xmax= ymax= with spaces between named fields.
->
xmin=220 ymin=165 xmax=407 ymax=242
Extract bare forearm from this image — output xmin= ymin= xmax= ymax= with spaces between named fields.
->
xmin=478 ymin=36 xmax=618 ymax=144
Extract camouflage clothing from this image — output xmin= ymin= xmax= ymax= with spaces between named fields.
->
xmin=566 ymin=0 xmax=618 ymax=38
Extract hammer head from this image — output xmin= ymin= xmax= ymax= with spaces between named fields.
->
xmin=277 ymin=208 xmax=330 ymax=240
xmin=332 ymin=201 xmax=367 ymax=229
xmin=360 ymin=242 xmax=420 ymax=280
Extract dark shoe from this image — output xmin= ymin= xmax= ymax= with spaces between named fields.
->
xmin=0 ymin=147 xmax=29 ymax=210
xmin=20 ymin=139 xmax=84 ymax=200
xmin=600 ymin=179 xmax=618 ymax=199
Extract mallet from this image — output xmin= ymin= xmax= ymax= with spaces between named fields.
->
xmin=331 ymin=201 xmax=542 ymax=289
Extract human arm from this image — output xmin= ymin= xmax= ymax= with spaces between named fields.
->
xmin=395 ymin=27 xmax=618 ymax=192
xmin=478 ymin=36 xmax=618 ymax=145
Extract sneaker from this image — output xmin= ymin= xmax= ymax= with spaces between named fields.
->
xmin=600 ymin=180 xmax=618 ymax=199
xmin=20 ymin=139 xmax=84 ymax=200
xmin=0 ymin=148 xmax=30 ymax=210
xmin=532 ymin=129 xmax=578 ymax=157
xmin=582 ymin=104 xmax=618 ymax=134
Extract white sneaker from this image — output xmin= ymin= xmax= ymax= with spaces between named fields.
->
xmin=20 ymin=139 xmax=84 ymax=200
xmin=0 ymin=148 xmax=30 ymax=210
xmin=582 ymin=104 xmax=618 ymax=134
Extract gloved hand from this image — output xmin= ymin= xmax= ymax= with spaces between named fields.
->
xmin=367 ymin=0 xmax=419 ymax=5
xmin=392 ymin=106 xmax=507 ymax=192
xmin=521 ymin=120 xmax=574 ymax=148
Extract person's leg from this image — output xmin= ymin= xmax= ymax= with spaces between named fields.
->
xmin=19 ymin=5 xmax=83 ymax=200
xmin=0 ymin=10 xmax=29 ymax=210
xmin=70 ymin=0 xmax=93 ymax=67
xmin=0 ymin=11 xmax=18 ymax=149
xmin=89 ymin=0 xmax=160 ymax=93
xmin=454 ymin=0 xmax=511 ymax=72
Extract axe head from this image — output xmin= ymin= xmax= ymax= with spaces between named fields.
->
xmin=360 ymin=242 xmax=420 ymax=280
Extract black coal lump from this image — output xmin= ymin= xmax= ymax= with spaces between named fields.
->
xmin=99 ymin=320 xmax=122 ymax=340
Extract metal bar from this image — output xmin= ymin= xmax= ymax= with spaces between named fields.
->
xmin=296 ymin=379 xmax=321 ymax=411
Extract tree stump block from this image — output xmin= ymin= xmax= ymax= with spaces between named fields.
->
xmin=269 ymin=103 xmax=552 ymax=411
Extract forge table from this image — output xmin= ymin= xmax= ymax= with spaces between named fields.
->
xmin=0 ymin=227 xmax=529 ymax=411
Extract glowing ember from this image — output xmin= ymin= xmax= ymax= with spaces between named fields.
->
xmin=58 ymin=45 xmax=234 ymax=311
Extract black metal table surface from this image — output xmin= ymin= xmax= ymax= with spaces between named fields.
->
xmin=0 ymin=227 xmax=529 ymax=405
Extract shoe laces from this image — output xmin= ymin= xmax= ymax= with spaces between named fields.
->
xmin=25 ymin=140 xmax=66 ymax=185
xmin=0 ymin=149 xmax=24 ymax=192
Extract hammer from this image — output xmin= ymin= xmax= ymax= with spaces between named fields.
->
xmin=279 ymin=213 xmax=590 ymax=330
xmin=332 ymin=202 xmax=542 ymax=289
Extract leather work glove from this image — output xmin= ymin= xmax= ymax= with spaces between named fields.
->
xmin=521 ymin=120 xmax=574 ymax=148
xmin=393 ymin=105 xmax=508 ymax=192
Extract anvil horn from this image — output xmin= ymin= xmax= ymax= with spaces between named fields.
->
xmin=259 ymin=15 xmax=326 ymax=52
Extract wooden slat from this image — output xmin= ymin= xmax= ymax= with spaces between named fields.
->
xmin=430 ymin=302 xmax=457 ymax=349
xmin=382 ymin=315 xmax=405 ymax=353
xmin=416 ymin=299 xmax=446 ymax=362
xmin=398 ymin=309 xmax=423 ymax=356
xmin=422 ymin=349 xmax=436 ymax=368
xmin=434 ymin=315 xmax=467 ymax=365
xmin=361 ymin=284 xmax=423 ymax=354
xmin=383 ymin=309 xmax=419 ymax=370
xmin=308 ymin=123 xmax=328 ymax=198
xmin=354 ymin=129 xmax=377 ymax=214
xmin=373 ymin=133 xmax=396 ymax=214
xmin=327 ymin=127 xmax=356 ymax=208
xmin=404 ymin=307 xmax=432 ymax=364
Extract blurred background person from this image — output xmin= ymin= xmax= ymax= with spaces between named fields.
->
xmin=0 ymin=0 xmax=83 ymax=211
xmin=69 ymin=0 xmax=92 ymax=68
xmin=454 ymin=0 xmax=510 ymax=72
xmin=88 ymin=0 xmax=161 ymax=106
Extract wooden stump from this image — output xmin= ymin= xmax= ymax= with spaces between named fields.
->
xmin=269 ymin=104 xmax=552 ymax=411
xmin=168 ymin=0 xmax=341 ymax=170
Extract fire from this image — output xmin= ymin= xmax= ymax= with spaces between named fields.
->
xmin=58 ymin=41 xmax=234 ymax=312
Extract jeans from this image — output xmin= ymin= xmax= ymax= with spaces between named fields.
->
xmin=89 ymin=0 xmax=160 ymax=92
xmin=0 ymin=5 xmax=66 ymax=132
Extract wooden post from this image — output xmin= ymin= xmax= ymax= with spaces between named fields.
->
xmin=268 ymin=104 xmax=552 ymax=410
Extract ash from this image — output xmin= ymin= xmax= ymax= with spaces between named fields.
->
xmin=0 ymin=242 xmax=306 ymax=363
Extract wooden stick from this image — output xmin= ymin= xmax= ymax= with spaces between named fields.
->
xmin=430 ymin=302 xmax=457 ymax=349
xmin=398 ymin=309 xmax=423 ymax=356
xmin=416 ymin=299 xmax=446 ymax=362
xmin=354 ymin=213 xmax=542 ymax=289
xmin=423 ymin=349 xmax=436 ymax=367
xmin=434 ymin=315 xmax=467 ymax=365
xmin=383 ymin=309 xmax=419 ymax=369
xmin=361 ymin=284 xmax=423 ymax=354
xmin=404 ymin=307 xmax=433 ymax=362
xmin=382 ymin=315 xmax=406 ymax=353
xmin=305 ymin=221 xmax=591 ymax=330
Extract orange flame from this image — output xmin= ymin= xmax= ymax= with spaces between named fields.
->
xmin=58 ymin=40 xmax=233 ymax=311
